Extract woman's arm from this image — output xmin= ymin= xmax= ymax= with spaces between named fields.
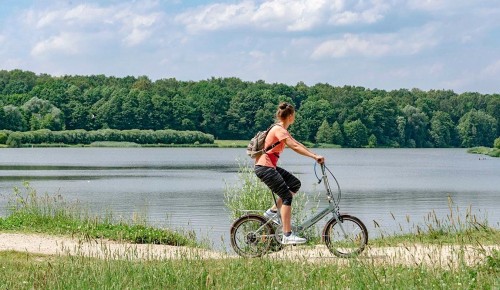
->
xmin=284 ymin=136 xmax=325 ymax=164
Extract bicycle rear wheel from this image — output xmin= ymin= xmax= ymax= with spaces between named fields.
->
xmin=322 ymin=214 xmax=368 ymax=258
xmin=230 ymin=214 xmax=275 ymax=258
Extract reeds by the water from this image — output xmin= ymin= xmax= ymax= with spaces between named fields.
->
xmin=0 ymin=182 xmax=197 ymax=247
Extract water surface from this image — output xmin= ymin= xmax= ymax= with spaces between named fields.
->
xmin=0 ymin=148 xmax=498 ymax=250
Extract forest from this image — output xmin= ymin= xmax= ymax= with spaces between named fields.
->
xmin=0 ymin=69 xmax=499 ymax=148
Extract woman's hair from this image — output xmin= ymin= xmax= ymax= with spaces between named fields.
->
xmin=276 ymin=102 xmax=295 ymax=121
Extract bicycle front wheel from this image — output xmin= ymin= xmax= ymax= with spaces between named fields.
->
xmin=230 ymin=214 xmax=275 ymax=258
xmin=322 ymin=214 xmax=368 ymax=258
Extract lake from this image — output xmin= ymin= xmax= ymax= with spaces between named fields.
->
xmin=0 ymin=148 xmax=499 ymax=251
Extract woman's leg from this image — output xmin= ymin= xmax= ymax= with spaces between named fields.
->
xmin=281 ymin=205 xmax=292 ymax=233
xmin=269 ymin=167 xmax=301 ymax=212
xmin=255 ymin=166 xmax=293 ymax=229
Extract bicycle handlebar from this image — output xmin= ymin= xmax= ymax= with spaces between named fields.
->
xmin=314 ymin=162 xmax=342 ymax=207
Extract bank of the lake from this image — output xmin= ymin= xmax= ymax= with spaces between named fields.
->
xmin=468 ymin=146 xmax=500 ymax=157
xmin=0 ymin=139 xmax=338 ymax=148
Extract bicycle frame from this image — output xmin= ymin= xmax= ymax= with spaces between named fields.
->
xmin=246 ymin=164 xmax=344 ymax=238
xmin=292 ymin=163 xmax=340 ymax=233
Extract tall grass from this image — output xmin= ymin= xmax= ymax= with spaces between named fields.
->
xmin=0 ymin=183 xmax=198 ymax=247
xmin=0 ymin=248 xmax=498 ymax=289
xmin=224 ymin=161 xmax=318 ymax=240
xmin=370 ymin=196 xmax=499 ymax=246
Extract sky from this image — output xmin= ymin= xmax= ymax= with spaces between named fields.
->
xmin=0 ymin=0 xmax=499 ymax=94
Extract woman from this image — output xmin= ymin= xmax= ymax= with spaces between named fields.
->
xmin=254 ymin=102 xmax=325 ymax=244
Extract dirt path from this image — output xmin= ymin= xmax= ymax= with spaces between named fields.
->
xmin=1 ymin=232 xmax=497 ymax=268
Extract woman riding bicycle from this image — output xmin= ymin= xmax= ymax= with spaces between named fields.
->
xmin=254 ymin=102 xmax=324 ymax=245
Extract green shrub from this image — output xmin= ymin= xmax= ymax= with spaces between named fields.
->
xmin=6 ymin=132 xmax=23 ymax=147
xmin=4 ymin=129 xmax=214 ymax=147
xmin=0 ymin=131 xmax=9 ymax=144
xmin=494 ymin=137 xmax=500 ymax=149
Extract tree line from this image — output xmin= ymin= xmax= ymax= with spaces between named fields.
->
xmin=1 ymin=69 xmax=499 ymax=148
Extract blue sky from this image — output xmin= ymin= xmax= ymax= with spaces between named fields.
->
xmin=1 ymin=0 xmax=499 ymax=93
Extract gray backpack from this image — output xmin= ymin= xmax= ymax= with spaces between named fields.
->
xmin=246 ymin=124 xmax=281 ymax=159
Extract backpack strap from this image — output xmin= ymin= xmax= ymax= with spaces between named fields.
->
xmin=262 ymin=123 xmax=282 ymax=154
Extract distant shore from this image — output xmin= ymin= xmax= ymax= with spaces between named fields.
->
xmin=467 ymin=146 xmax=500 ymax=157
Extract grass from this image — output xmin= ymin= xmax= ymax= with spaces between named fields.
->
xmin=0 ymin=183 xmax=198 ymax=247
xmin=370 ymin=199 xmax=500 ymax=247
xmin=0 ymin=248 xmax=498 ymax=289
xmin=370 ymin=224 xmax=500 ymax=246
xmin=214 ymin=139 xmax=249 ymax=147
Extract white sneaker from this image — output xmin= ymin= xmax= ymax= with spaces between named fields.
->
xmin=281 ymin=233 xmax=306 ymax=245
xmin=263 ymin=209 xmax=281 ymax=224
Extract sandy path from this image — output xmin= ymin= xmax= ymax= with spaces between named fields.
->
xmin=0 ymin=233 xmax=229 ymax=260
xmin=1 ymin=232 xmax=497 ymax=268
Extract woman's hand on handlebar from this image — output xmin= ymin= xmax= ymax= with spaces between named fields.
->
xmin=314 ymin=154 xmax=325 ymax=164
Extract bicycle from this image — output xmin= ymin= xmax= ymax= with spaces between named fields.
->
xmin=230 ymin=163 xmax=368 ymax=258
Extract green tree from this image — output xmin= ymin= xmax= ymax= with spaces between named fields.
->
xmin=22 ymin=97 xmax=65 ymax=131
xmin=0 ymin=106 xmax=5 ymax=129
xmin=190 ymin=79 xmax=233 ymax=138
xmin=254 ymin=102 xmax=278 ymax=131
xmin=2 ymin=105 xmax=26 ymax=131
xmin=485 ymin=94 xmax=500 ymax=136
xmin=362 ymin=96 xmax=399 ymax=146
xmin=367 ymin=134 xmax=377 ymax=148
xmin=226 ymin=89 xmax=269 ymax=139
xmin=343 ymin=119 xmax=368 ymax=148
xmin=396 ymin=116 xmax=406 ymax=147
xmin=401 ymin=105 xmax=429 ymax=147
xmin=331 ymin=121 xmax=344 ymax=146
xmin=2 ymin=69 xmax=36 ymax=94
xmin=429 ymin=111 xmax=457 ymax=147
xmin=315 ymin=120 xmax=333 ymax=143
xmin=457 ymin=109 xmax=497 ymax=147
xmin=295 ymin=99 xmax=333 ymax=142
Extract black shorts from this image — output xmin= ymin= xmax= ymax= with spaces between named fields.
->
xmin=254 ymin=165 xmax=301 ymax=206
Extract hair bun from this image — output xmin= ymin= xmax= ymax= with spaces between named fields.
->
xmin=279 ymin=103 xmax=288 ymax=110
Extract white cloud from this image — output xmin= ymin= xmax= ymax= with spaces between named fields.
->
xmin=118 ymin=12 xmax=162 ymax=46
xmin=63 ymin=4 xmax=112 ymax=25
xmin=328 ymin=0 xmax=389 ymax=25
xmin=311 ymin=23 xmax=439 ymax=59
xmin=312 ymin=34 xmax=390 ymax=58
xmin=252 ymin=0 xmax=331 ymax=31
xmin=175 ymin=1 xmax=255 ymax=32
xmin=23 ymin=2 xmax=163 ymax=53
xmin=31 ymin=33 xmax=81 ymax=56
xmin=176 ymin=0 xmax=391 ymax=33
